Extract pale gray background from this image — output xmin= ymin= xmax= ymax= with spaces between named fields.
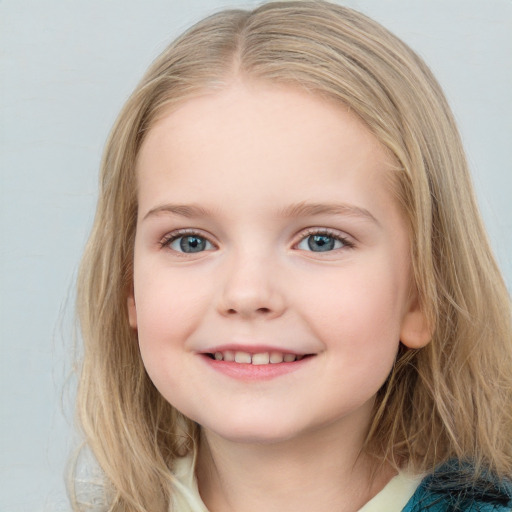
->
xmin=1 ymin=1 xmax=511 ymax=510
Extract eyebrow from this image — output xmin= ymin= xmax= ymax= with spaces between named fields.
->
xmin=143 ymin=201 xmax=378 ymax=224
xmin=143 ymin=203 xmax=211 ymax=220
xmin=278 ymin=201 xmax=379 ymax=225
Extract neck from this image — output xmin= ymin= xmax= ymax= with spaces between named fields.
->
xmin=195 ymin=412 xmax=395 ymax=512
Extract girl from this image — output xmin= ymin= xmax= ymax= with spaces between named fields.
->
xmin=73 ymin=1 xmax=512 ymax=511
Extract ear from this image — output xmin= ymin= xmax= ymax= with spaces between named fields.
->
xmin=400 ymin=295 xmax=431 ymax=349
xmin=127 ymin=294 xmax=138 ymax=330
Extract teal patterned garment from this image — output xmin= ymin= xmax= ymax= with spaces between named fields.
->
xmin=402 ymin=461 xmax=512 ymax=511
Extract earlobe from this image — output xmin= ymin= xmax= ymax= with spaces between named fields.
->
xmin=400 ymin=301 xmax=432 ymax=349
xmin=127 ymin=295 xmax=138 ymax=330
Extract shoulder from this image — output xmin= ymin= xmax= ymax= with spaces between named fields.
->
xmin=402 ymin=460 xmax=512 ymax=512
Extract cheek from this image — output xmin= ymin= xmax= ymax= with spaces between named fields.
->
xmin=132 ymin=269 xmax=202 ymax=405
xmin=133 ymin=267 xmax=209 ymax=354
xmin=305 ymin=266 xmax=405 ymax=407
xmin=298 ymin=258 xmax=407 ymax=351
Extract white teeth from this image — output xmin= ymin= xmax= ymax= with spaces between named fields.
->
xmin=270 ymin=351 xmax=284 ymax=364
xmin=212 ymin=350 xmax=304 ymax=365
xmin=223 ymin=350 xmax=235 ymax=362
xmin=252 ymin=352 xmax=270 ymax=365
xmin=234 ymin=351 xmax=252 ymax=364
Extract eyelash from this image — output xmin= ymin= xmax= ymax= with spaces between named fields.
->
xmin=297 ymin=228 xmax=355 ymax=251
xmin=159 ymin=229 xmax=216 ymax=250
xmin=158 ymin=228 xmax=355 ymax=253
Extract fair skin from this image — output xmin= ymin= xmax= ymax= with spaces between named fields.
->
xmin=128 ymin=80 xmax=430 ymax=512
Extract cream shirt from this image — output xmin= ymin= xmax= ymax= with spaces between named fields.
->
xmin=169 ymin=455 xmax=423 ymax=512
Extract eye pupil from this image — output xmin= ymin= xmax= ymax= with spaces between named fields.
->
xmin=308 ymin=235 xmax=335 ymax=252
xmin=180 ymin=236 xmax=206 ymax=253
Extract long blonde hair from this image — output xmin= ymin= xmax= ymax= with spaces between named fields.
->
xmin=73 ymin=1 xmax=512 ymax=510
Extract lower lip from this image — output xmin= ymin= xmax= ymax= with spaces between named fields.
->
xmin=200 ymin=354 xmax=313 ymax=381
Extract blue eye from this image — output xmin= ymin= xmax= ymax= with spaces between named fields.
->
xmin=297 ymin=233 xmax=348 ymax=252
xmin=169 ymin=235 xmax=213 ymax=253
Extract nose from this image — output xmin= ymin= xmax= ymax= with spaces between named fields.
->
xmin=216 ymin=252 xmax=286 ymax=320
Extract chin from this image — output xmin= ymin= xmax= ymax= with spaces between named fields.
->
xmin=198 ymin=414 xmax=317 ymax=446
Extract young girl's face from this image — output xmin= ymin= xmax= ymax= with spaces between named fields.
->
xmin=128 ymin=81 xmax=428 ymax=444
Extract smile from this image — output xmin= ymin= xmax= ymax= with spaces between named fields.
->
xmin=207 ymin=350 xmax=305 ymax=365
xmin=201 ymin=349 xmax=314 ymax=381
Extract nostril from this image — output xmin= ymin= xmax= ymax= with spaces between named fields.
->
xmin=226 ymin=308 xmax=272 ymax=316
xmin=226 ymin=307 xmax=271 ymax=315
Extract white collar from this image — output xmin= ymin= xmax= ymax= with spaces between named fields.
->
xmin=170 ymin=454 xmax=422 ymax=512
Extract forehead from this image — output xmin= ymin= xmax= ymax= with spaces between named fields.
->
xmin=138 ymin=80 xmax=391 ymax=156
xmin=135 ymin=81 xmax=399 ymax=217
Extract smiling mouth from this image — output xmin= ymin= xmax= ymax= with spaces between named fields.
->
xmin=205 ymin=350 xmax=312 ymax=365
